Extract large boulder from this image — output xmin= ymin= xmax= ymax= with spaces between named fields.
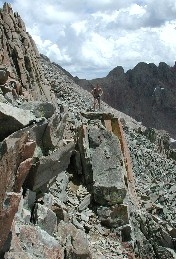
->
xmin=4 ymin=224 xmax=64 ymax=259
xmin=43 ymin=113 xmax=68 ymax=150
xmin=25 ymin=141 xmax=75 ymax=191
xmin=0 ymin=102 xmax=36 ymax=141
xmin=78 ymin=121 xmax=127 ymax=206
xmin=35 ymin=203 xmax=57 ymax=235
xmin=20 ymin=101 xmax=56 ymax=119
xmin=57 ymin=221 xmax=91 ymax=258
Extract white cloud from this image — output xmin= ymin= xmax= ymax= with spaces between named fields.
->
xmin=82 ymin=32 xmax=114 ymax=63
xmin=71 ymin=20 xmax=88 ymax=36
xmin=1 ymin=0 xmax=176 ymax=79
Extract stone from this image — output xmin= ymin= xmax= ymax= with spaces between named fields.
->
xmin=72 ymin=216 xmax=85 ymax=230
xmin=23 ymin=189 xmax=36 ymax=210
xmin=0 ymin=131 xmax=35 ymax=250
xmin=43 ymin=113 xmax=68 ymax=150
xmin=18 ymin=225 xmax=64 ymax=258
xmin=11 ymin=118 xmax=48 ymax=156
xmin=119 ymin=224 xmax=132 ymax=242
xmin=72 ymin=229 xmax=91 ymax=258
xmin=90 ymin=126 xmax=127 ymax=205
xmin=25 ymin=141 xmax=75 ymax=191
xmin=36 ymin=204 xmax=57 ymax=235
xmin=42 ymin=193 xmax=54 ymax=209
xmin=49 ymin=171 xmax=69 ymax=202
xmin=0 ymin=65 xmax=9 ymax=85
xmin=21 ymin=208 xmax=31 ymax=224
xmin=97 ymin=204 xmax=129 ymax=228
xmin=52 ymin=202 xmax=69 ymax=223
xmin=20 ymin=101 xmax=56 ymax=119
xmin=0 ymin=102 xmax=37 ymax=140
xmin=57 ymin=221 xmax=91 ymax=258
xmin=78 ymin=194 xmax=91 ymax=212
xmin=80 ymin=212 xmax=89 ymax=222
xmin=0 ymin=192 xmax=21 ymax=250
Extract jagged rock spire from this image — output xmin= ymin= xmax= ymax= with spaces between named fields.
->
xmin=0 ymin=2 xmax=51 ymax=101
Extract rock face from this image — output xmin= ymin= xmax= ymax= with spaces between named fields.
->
xmin=0 ymin=3 xmax=52 ymax=102
xmin=78 ymin=113 xmax=127 ymax=206
xmin=0 ymin=132 xmax=35 ymax=252
xmin=75 ymin=61 xmax=176 ymax=139
xmin=1 ymin=3 xmax=176 ymax=259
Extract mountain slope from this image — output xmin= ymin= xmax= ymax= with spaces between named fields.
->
xmin=75 ymin=62 xmax=176 ymax=139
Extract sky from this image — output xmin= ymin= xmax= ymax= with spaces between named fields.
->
xmin=1 ymin=0 xmax=176 ymax=79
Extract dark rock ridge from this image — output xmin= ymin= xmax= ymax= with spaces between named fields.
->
xmin=74 ymin=62 xmax=176 ymax=140
xmin=0 ymin=2 xmax=176 ymax=259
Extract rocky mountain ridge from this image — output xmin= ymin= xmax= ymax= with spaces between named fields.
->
xmin=0 ymin=3 xmax=176 ymax=259
xmin=74 ymin=61 xmax=176 ymax=140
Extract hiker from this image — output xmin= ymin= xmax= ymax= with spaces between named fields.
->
xmin=91 ymin=83 xmax=103 ymax=110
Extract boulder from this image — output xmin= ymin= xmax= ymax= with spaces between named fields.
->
xmin=36 ymin=204 xmax=57 ymax=235
xmin=97 ymin=204 xmax=129 ymax=228
xmin=88 ymin=126 xmax=126 ymax=205
xmin=49 ymin=171 xmax=69 ymax=202
xmin=20 ymin=101 xmax=56 ymax=119
xmin=0 ymin=66 xmax=9 ymax=85
xmin=43 ymin=113 xmax=68 ymax=150
xmin=4 ymin=224 xmax=64 ymax=259
xmin=0 ymin=102 xmax=36 ymax=140
xmin=57 ymin=221 xmax=91 ymax=258
xmin=25 ymin=142 xmax=75 ymax=191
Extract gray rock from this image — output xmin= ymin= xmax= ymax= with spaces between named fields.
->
xmin=0 ymin=102 xmax=36 ymax=140
xmin=43 ymin=112 xmax=68 ymax=150
xmin=26 ymin=141 xmax=75 ymax=191
xmin=20 ymin=101 xmax=56 ymax=119
xmin=72 ymin=216 xmax=85 ymax=230
xmin=37 ymin=204 xmax=57 ymax=235
xmin=57 ymin=221 xmax=91 ymax=258
xmin=97 ymin=204 xmax=129 ymax=228
xmin=49 ymin=171 xmax=69 ymax=202
xmin=90 ymin=126 xmax=127 ymax=205
xmin=78 ymin=194 xmax=91 ymax=212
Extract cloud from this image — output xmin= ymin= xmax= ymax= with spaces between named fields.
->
xmin=1 ymin=0 xmax=176 ymax=79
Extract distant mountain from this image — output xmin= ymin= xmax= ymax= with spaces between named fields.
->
xmin=74 ymin=62 xmax=176 ymax=139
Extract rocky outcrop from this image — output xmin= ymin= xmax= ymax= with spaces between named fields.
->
xmin=0 ymin=3 xmax=52 ymax=102
xmin=0 ymin=131 xmax=35 ymax=252
xmin=78 ymin=112 xmax=127 ymax=206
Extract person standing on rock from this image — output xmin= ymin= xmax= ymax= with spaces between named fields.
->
xmin=91 ymin=83 xmax=103 ymax=111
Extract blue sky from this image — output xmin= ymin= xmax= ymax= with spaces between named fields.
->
xmin=1 ymin=0 xmax=176 ymax=79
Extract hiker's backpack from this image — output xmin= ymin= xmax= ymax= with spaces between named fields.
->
xmin=0 ymin=66 xmax=9 ymax=85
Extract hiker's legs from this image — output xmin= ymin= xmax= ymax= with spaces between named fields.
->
xmin=98 ymin=97 xmax=101 ymax=109
xmin=93 ymin=98 xmax=96 ymax=110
